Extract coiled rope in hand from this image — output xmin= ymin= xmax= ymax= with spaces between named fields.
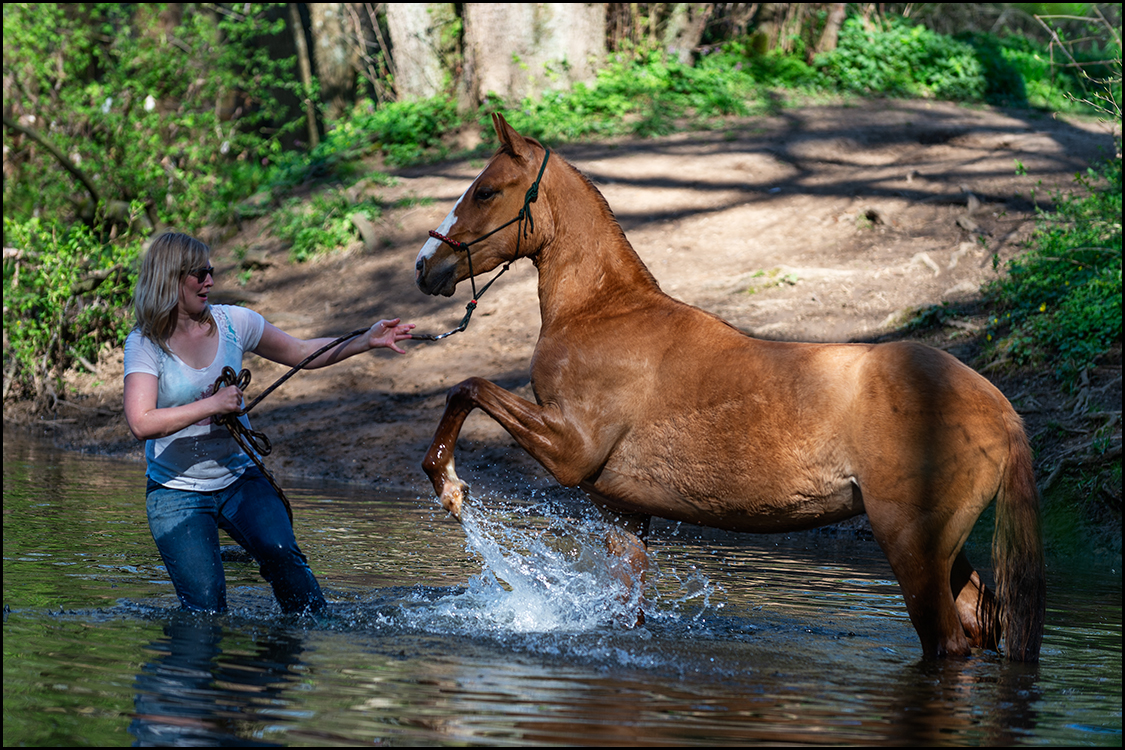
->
xmin=210 ymin=328 xmax=368 ymax=524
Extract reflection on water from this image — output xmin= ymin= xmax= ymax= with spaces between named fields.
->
xmin=3 ymin=435 xmax=1121 ymax=746
xmin=130 ymin=615 xmax=305 ymax=747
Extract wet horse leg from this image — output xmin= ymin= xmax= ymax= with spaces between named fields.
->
xmin=951 ymin=550 xmax=1001 ymax=651
xmin=423 ymin=377 xmax=607 ymax=520
xmin=421 ymin=383 xmax=477 ymax=518
xmin=424 ymin=378 xmax=652 ymax=627
xmin=596 ymin=508 xmax=651 ymax=626
xmin=867 ymin=504 xmax=973 ymax=659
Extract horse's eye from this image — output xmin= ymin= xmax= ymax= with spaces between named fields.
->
xmin=475 ymin=186 xmax=497 ymax=201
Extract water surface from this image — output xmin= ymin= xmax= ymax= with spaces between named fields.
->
xmin=3 ymin=435 xmax=1120 ymax=745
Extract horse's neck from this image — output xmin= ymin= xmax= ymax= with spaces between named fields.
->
xmin=536 ymin=164 xmax=663 ymax=327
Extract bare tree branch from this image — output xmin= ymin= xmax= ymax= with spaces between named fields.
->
xmin=3 ymin=114 xmax=102 ymax=207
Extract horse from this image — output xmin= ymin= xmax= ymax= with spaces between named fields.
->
xmin=413 ymin=113 xmax=1045 ymax=662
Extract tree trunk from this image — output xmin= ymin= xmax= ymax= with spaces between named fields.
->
xmin=462 ymin=3 xmax=606 ymax=107
xmin=288 ymin=3 xmax=319 ymax=148
xmin=809 ymin=2 xmax=846 ymax=63
xmin=662 ymin=3 xmax=714 ymax=65
xmin=309 ymin=3 xmax=355 ymax=121
xmin=386 ymin=3 xmax=458 ymax=101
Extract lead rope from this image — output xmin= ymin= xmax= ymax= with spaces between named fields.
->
xmin=413 ymin=147 xmax=550 ymax=341
xmin=210 ymin=327 xmax=368 ymax=524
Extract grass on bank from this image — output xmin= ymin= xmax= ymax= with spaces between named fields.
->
xmin=985 ymin=159 xmax=1122 ymax=388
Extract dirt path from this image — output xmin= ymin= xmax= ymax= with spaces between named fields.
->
xmin=11 ymin=98 xmax=1119 ymax=508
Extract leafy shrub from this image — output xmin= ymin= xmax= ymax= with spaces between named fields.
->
xmin=504 ymin=49 xmax=760 ymax=143
xmin=273 ymin=189 xmax=385 ymax=263
xmin=727 ymin=45 xmax=821 ymax=91
xmin=506 ymin=10 xmax=999 ymax=145
xmin=346 ymin=97 xmax=461 ymax=166
xmin=959 ymin=31 xmax=1116 ymax=112
xmin=815 ymin=15 xmax=986 ymax=101
xmin=3 ymin=216 xmax=142 ymax=400
xmin=986 ymin=160 xmax=1123 ymax=386
xmin=3 ymin=3 xmax=299 ymax=232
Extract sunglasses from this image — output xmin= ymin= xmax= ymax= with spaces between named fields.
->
xmin=187 ymin=266 xmax=215 ymax=283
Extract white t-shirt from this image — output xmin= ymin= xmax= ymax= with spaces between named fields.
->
xmin=124 ymin=304 xmax=266 ymax=491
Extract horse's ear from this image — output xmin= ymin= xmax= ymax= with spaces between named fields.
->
xmin=492 ymin=112 xmax=533 ymax=161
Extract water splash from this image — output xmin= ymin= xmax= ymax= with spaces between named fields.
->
xmin=400 ymin=497 xmax=724 ymax=639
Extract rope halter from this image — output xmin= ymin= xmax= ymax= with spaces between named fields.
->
xmin=414 ymin=147 xmax=551 ymax=341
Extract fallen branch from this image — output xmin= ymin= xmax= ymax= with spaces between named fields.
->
xmin=1039 ymin=443 xmax=1123 ymax=496
xmin=65 ymin=349 xmax=99 ymax=376
xmin=55 ymin=398 xmax=115 ymax=416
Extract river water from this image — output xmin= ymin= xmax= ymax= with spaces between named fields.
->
xmin=3 ymin=434 xmax=1120 ymax=746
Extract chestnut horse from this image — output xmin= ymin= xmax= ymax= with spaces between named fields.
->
xmin=414 ymin=113 xmax=1045 ymax=661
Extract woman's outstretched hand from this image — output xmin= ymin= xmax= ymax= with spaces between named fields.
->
xmin=366 ymin=318 xmax=416 ymax=354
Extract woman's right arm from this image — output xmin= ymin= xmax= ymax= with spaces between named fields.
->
xmin=123 ymin=372 xmax=244 ymax=441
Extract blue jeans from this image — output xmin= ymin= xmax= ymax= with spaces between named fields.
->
xmin=146 ymin=468 xmax=326 ymax=614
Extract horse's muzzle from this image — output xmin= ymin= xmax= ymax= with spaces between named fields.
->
xmin=415 ymin=256 xmax=459 ymax=297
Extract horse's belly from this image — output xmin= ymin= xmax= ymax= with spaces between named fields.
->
xmin=585 ymin=465 xmax=864 ymax=534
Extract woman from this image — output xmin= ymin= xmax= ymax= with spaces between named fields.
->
xmin=124 ymin=232 xmax=414 ymax=614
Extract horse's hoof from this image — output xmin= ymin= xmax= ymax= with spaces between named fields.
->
xmin=614 ymin=608 xmax=645 ymax=629
xmin=440 ymin=481 xmax=467 ymax=521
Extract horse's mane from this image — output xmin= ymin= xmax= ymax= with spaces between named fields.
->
xmin=539 ymin=147 xmax=660 ymax=283
xmin=575 ymin=169 xmax=629 ymax=237
xmin=568 ymin=159 xmax=662 ymax=289
xmin=496 ymin=135 xmax=631 ymax=248
xmin=496 ymin=134 xmax=661 ymax=290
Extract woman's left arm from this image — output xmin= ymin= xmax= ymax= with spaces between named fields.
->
xmin=254 ymin=318 xmax=415 ymax=368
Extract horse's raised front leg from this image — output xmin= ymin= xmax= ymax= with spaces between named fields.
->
xmin=422 ymin=376 xmax=606 ymax=520
xmin=421 ymin=389 xmax=473 ymax=518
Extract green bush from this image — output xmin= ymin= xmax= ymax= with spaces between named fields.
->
xmin=504 ymin=49 xmax=761 ymax=143
xmin=959 ymin=31 xmax=1117 ymax=112
xmin=346 ymin=97 xmax=461 ymax=166
xmin=815 ymin=15 xmax=986 ymax=101
xmin=504 ymin=11 xmax=1001 ymax=145
xmin=273 ymin=188 xmax=384 ymax=263
xmin=986 ymin=160 xmax=1123 ymax=386
xmin=728 ymin=45 xmax=821 ymax=91
xmin=3 ymin=216 xmax=142 ymax=400
xmin=3 ymin=3 xmax=299 ymax=232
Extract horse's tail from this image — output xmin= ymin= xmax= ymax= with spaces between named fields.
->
xmin=992 ymin=412 xmax=1046 ymax=661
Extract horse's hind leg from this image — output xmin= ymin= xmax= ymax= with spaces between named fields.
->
xmin=867 ymin=506 xmax=973 ymax=659
xmin=951 ymin=550 xmax=1001 ymax=650
xmin=595 ymin=505 xmax=650 ymax=627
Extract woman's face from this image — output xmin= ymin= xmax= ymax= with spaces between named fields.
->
xmin=178 ymin=258 xmax=214 ymax=318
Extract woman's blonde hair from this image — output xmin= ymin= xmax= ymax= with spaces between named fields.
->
xmin=133 ymin=232 xmax=215 ymax=353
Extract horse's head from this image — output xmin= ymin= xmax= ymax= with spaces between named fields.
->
xmin=415 ymin=113 xmax=551 ymax=297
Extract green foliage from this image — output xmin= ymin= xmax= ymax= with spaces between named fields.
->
xmin=4 ymin=5 xmax=1121 ymax=399
xmin=3 ymin=3 xmax=300 ymax=231
xmin=815 ymin=15 xmax=986 ymax=101
xmin=251 ymin=96 xmax=460 ymax=209
xmin=726 ymin=44 xmax=821 ymax=91
xmin=347 ymin=97 xmax=461 ymax=166
xmin=273 ymin=189 xmax=384 ymax=263
xmin=3 ymin=216 xmax=143 ymax=399
xmin=959 ymin=30 xmax=1119 ymax=112
xmin=503 ymin=49 xmax=762 ymax=143
xmin=500 ymin=10 xmax=1113 ymax=147
xmin=986 ymin=160 xmax=1123 ymax=386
